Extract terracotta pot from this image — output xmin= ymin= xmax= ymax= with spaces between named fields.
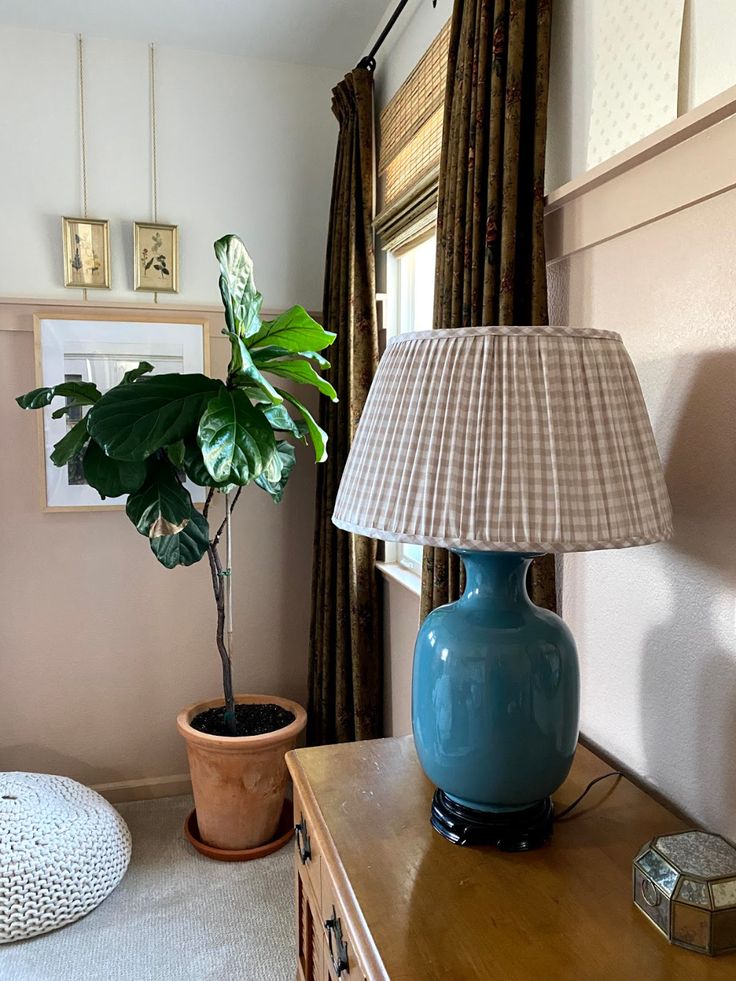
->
xmin=177 ymin=693 xmax=306 ymax=851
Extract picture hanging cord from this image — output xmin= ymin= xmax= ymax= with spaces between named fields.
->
xmin=77 ymin=34 xmax=88 ymax=301
xmin=149 ymin=42 xmax=159 ymax=303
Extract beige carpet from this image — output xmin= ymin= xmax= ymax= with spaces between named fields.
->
xmin=1 ymin=794 xmax=295 ymax=981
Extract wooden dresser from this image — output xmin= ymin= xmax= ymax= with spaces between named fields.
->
xmin=286 ymin=735 xmax=736 ymax=981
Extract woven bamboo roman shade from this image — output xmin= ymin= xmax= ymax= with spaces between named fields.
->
xmin=375 ymin=19 xmax=451 ymax=253
xmin=333 ymin=326 xmax=673 ymax=552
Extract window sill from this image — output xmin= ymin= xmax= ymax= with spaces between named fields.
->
xmin=376 ymin=560 xmax=421 ymax=597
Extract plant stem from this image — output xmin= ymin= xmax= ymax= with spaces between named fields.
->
xmin=203 ymin=487 xmax=243 ymax=736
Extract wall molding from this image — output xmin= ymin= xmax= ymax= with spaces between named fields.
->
xmin=0 ymin=296 xmax=225 ymax=314
xmin=93 ymin=772 xmax=192 ymax=804
xmin=0 ymin=298 xmax=322 ymax=333
xmin=545 ymin=83 xmax=736 ymax=262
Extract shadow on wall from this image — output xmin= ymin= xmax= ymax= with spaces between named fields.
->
xmin=640 ymin=351 xmax=736 ymax=834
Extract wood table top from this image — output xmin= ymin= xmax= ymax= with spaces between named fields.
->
xmin=288 ymin=735 xmax=734 ymax=981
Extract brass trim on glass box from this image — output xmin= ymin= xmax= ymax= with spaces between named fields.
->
xmin=133 ymin=221 xmax=179 ymax=293
xmin=62 ymin=217 xmax=111 ymax=289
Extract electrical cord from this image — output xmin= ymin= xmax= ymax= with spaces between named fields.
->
xmin=555 ymin=770 xmax=623 ymax=820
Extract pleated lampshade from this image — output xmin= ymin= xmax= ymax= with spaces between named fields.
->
xmin=332 ymin=326 xmax=673 ymax=552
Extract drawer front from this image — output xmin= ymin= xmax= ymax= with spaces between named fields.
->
xmin=293 ymin=789 xmax=321 ymax=907
xmin=321 ymin=870 xmax=367 ymax=981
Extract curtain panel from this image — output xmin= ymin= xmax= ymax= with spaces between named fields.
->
xmin=308 ymin=69 xmax=383 ymax=745
xmin=421 ymin=0 xmax=556 ymax=619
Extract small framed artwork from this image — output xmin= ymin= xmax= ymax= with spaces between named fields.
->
xmin=33 ymin=313 xmax=209 ymax=510
xmin=134 ymin=222 xmax=179 ymax=293
xmin=62 ymin=217 xmax=111 ymax=289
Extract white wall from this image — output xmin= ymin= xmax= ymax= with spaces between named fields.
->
xmin=547 ymin=0 xmax=736 ymax=192
xmin=0 ymin=25 xmax=338 ymax=309
xmin=546 ymin=0 xmax=595 ymax=193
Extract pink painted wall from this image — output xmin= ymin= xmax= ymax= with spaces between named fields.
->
xmin=0 ymin=302 xmax=317 ymax=792
xmin=548 ymin=185 xmax=736 ymax=838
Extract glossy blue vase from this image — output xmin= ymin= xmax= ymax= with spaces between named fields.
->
xmin=412 ymin=550 xmax=579 ymax=848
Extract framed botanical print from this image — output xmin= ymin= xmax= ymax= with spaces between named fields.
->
xmin=134 ymin=222 xmax=179 ymax=293
xmin=62 ymin=217 xmax=111 ymax=289
xmin=33 ymin=313 xmax=209 ymax=510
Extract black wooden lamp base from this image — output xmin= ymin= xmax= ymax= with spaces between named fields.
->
xmin=430 ymin=789 xmax=554 ymax=851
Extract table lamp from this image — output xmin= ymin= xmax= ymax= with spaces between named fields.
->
xmin=332 ymin=326 xmax=673 ymax=850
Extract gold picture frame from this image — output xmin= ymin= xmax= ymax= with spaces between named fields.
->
xmin=134 ymin=221 xmax=179 ymax=293
xmin=62 ymin=217 xmax=111 ymax=289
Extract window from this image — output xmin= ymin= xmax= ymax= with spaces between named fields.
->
xmin=375 ymin=21 xmax=448 ymax=584
xmin=374 ymin=20 xmax=450 ymax=254
xmin=384 ymin=234 xmax=436 ymax=576
xmin=391 ymin=235 xmax=436 ymax=335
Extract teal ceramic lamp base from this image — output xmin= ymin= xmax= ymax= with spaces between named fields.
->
xmin=412 ymin=550 xmax=580 ymax=851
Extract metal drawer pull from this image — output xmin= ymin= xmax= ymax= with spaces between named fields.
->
xmin=294 ymin=813 xmax=311 ymax=864
xmin=325 ymin=905 xmax=350 ymax=976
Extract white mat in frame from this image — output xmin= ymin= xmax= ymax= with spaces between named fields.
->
xmin=33 ymin=313 xmax=210 ymax=510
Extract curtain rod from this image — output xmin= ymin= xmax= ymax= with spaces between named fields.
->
xmin=357 ymin=0 xmax=438 ymax=72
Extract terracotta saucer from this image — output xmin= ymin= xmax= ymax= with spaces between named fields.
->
xmin=184 ymin=800 xmax=294 ymax=862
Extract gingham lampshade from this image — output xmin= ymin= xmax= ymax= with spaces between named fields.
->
xmin=332 ymin=326 xmax=673 ymax=552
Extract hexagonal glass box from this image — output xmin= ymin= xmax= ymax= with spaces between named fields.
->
xmin=633 ymin=830 xmax=736 ymax=956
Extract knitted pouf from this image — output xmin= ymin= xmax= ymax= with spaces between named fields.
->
xmin=0 ymin=772 xmax=132 ymax=943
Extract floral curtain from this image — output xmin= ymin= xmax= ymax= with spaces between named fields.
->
xmin=421 ymin=0 xmax=556 ymax=619
xmin=308 ymin=69 xmax=383 ymax=744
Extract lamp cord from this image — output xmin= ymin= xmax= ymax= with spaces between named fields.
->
xmin=555 ymin=771 xmax=623 ymax=820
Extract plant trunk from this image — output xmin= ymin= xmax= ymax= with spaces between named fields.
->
xmin=207 ymin=540 xmax=237 ymax=736
xmin=204 ymin=488 xmax=242 ymax=737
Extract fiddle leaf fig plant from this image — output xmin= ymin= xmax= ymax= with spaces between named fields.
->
xmin=17 ymin=234 xmax=336 ymax=735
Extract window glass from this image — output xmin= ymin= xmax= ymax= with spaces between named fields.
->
xmin=385 ymin=236 xmax=436 ymax=575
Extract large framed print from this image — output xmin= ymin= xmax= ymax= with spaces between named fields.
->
xmin=34 ymin=314 xmax=210 ymax=510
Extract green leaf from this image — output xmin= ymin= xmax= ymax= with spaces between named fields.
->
xmin=50 ymin=417 xmax=90 ymax=466
xmin=255 ymin=440 xmax=296 ymax=504
xmin=17 ymin=380 xmax=101 ymax=410
xmin=122 ymin=361 xmax=155 ymax=384
xmin=54 ymin=381 xmax=102 ymax=402
xmin=197 ymin=388 xmax=278 ymax=485
xmin=88 ymin=373 xmax=222 ymax=461
xmin=263 ymin=403 xmax=308 ymax=440
xmin=250 ymin=346 xmax=330 ymax=370
xmin=150 ymin=506 xmax=210 ymax=568
xmin=259 ymin=358 xmax=338 ymax=402
xmin=214 ymin=234 xmax=263 ymax=339
xmin=125 ymin=458 xmax=193 ymax=538
xmin=51 ymin=404 xmax=80 ymax=420
xmin=82 ymin=440 xmax=147 ymax=499
xmin=17 ymin=387 xmax=54 ymax=409
xmin=182 ymin=441 xmax=236 ymax=490
xmin=224 ymin=331 xmax=282 ymax=404
xmin=183 ymin=441 xmax=215 ymax=486
xmin=277 ymin=389 xmax=328 ymax=463
xmin=165 ymin=440 xmax=186 ymax=467
xmin=247 ymin=306 xmax=336 ymax=353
